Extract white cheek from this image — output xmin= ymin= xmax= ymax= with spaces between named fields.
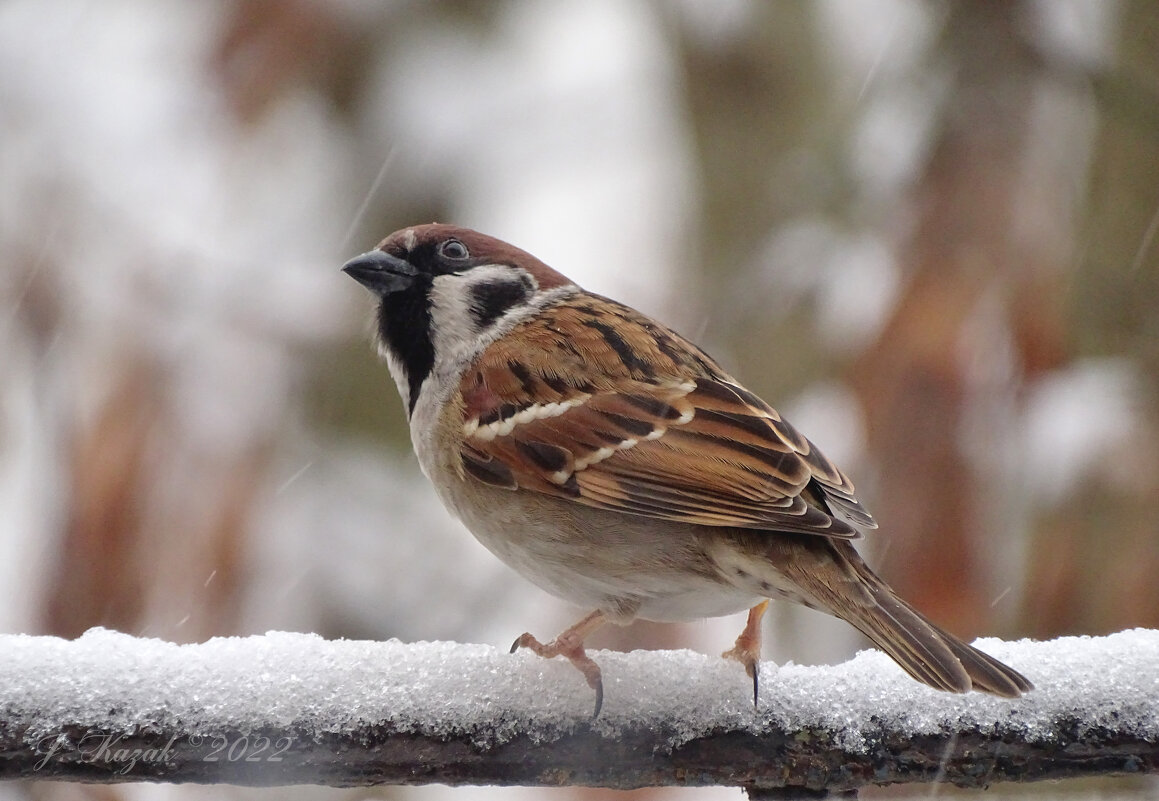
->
xmin=427 ymin=269 xmax=577 ymax=367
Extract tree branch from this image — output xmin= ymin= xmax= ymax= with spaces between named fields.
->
xmin=1 ymin=629 xmax=1156 ymax=794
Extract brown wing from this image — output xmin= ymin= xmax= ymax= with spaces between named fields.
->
xmin=456 ymin=293 xmax=876 ymax=538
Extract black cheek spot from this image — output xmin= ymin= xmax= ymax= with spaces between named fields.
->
xmin=468 ymin=278 xmax=533 ymax=329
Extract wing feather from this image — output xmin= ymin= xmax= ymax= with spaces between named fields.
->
xmin=457 ymin=294 xmax=876 ymax=538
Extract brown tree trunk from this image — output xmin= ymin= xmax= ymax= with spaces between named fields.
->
xmin=850 ymin=2 xmax=1069 ymax=637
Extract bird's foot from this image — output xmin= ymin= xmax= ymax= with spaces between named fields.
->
xmin=722 ymin=600 xmax=769 ymax=707
xmin=511 ymin=610 xmax=607 ymax=717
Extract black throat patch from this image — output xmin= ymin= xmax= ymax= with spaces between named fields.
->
xmin=377 ymin=287 xmax=433 ymax=415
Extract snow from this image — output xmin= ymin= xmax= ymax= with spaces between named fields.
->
xmin=2 ymin=628 xmax=1156 ymax=753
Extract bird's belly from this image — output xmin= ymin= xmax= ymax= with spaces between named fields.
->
xmin=435 ymin=473 xmax=761 ymax=623
xmin=631 ymin=585 xmax=761 ymax=622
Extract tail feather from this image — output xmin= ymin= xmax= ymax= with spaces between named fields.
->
xmin=839 ymin=546 xmax=1032 ymax=697
xmin=765 ymin=537 xmax=1033 ymax=697
xmin=928 ymin=619 xmax=1033 ymax=697
xmin=845 ymin=579 xmax=1032 ymax=696
xmin=847 ymin=585 xmax=973 ymax=693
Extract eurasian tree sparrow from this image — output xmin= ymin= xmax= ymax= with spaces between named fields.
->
xmin=343 ymin=224 xmax=1032 ymax=715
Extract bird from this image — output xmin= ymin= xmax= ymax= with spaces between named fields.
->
xmin=342 ymin=223 xmax=1032 ymax=716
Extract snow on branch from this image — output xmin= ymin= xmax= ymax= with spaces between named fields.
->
xmin=0 ymin=628 xmax=1156 ymax=794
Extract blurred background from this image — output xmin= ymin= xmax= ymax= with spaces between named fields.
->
xmin=2 ymin=1 xmax=1157 ymax=800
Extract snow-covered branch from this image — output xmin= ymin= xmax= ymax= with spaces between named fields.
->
xmin=1 ymin=629 xmax=1156 ymax=794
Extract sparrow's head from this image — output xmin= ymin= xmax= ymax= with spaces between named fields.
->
xmin=343 ymin=224 xmax=574 ymax=414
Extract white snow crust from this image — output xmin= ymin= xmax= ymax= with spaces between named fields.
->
xmin=2 ymin=628 xmax=1156 ymax=752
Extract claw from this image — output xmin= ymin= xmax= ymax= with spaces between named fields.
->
xmin=722 ymin=601 xmax=769 ymax=708
xmin=510 ymin=610 xmax=608 ymax=716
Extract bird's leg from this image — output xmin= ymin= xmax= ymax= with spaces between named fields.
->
xmin=722 ymin=600 xmax=769 ymax=706
xmin=511 ymin=609 xmax=609 ymax=717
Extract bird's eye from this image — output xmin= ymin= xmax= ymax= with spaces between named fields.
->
xmin=439 ymin=239 xmax=470 ymax=261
